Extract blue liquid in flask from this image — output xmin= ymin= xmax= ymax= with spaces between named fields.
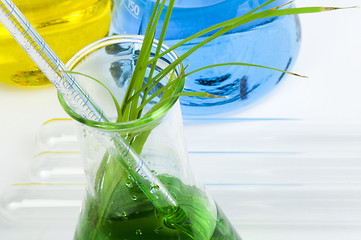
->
xmin=110 ymin=0 xmax=301 ymax=115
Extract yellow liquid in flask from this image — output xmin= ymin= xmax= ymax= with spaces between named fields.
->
xmin=0 ymin=0 xmax=112 ymax=87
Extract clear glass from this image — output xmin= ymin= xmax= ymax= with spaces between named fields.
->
xmin=0 ymin=0 xmax=112 ymax=87
xmin=58 ymin=36 xmax=241 ymax=239
xmin=3 ymin=118 xmax=361 ymax=239
xmin=110 ymin=0 xmax=301 ymax=115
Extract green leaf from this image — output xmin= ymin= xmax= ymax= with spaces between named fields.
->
xmin=185 ymin=62 xmax=308 ymax=78
xmin=63 ymin=71 xmax=121 ymax=122
xmin=139 ymin=0 xmax=176 ymax=117
xmin=147 ymin=4 xmax=350 ymax=82
xmin=120 ymin=0 xmax=164 ymax=121
xmin=174 ymin=91 xmax=227 ymax=98
xmin=136 ymin=69 xmax=185 ymax=114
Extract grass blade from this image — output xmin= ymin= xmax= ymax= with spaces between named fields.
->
xmin=120 ymin=0 xmax=163 ymax=121
xmin=147 ymin=4 xmax=347 ymax=91
xmin=63 ymin=71 xmax=121 ymax=122
xmin=147 ymin=0 xmax=279 ymax=66
xmin=185 ymin=62 xmax=307 ymax=78
xmin=139 ymin=0 xmax=176 ymax=117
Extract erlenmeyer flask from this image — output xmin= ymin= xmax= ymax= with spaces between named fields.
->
xmin=58 ymin=35 xmax=242 ymax=239
xmin=110 ymin=0 xmax=301 ymax=115
xmin=0 ymin=0 xmax=112 ymax=87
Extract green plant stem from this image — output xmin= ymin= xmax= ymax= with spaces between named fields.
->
xmin=91 ymin=153 xmax=128 ymax=240
xmin=139 ymin=0 xmax=176 ymax=117
xmin=119 ymin=0 xmax=161 ymax=121
xmin=129 ymin=1 xmax=168 ymax=121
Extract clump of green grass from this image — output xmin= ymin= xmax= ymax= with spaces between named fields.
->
xmin=101 ymin=0 xmax=350 ymax=122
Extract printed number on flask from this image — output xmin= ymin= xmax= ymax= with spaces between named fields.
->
xmin=125 ymin=0 xmax=140 ymax=17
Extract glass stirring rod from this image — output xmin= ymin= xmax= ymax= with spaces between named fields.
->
xmin=0 ymin=0 xmax=184 ymax=219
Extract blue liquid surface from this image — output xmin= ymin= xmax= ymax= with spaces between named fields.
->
xmin=110 ymin=0 xmax=301 ymax=115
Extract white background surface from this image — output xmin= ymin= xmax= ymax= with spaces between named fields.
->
xmin=0 ymin=0 xmax=360 ymax=238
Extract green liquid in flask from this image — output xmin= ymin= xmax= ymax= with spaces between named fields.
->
xmin=74 ymin=174 xmax=241 ymax=240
